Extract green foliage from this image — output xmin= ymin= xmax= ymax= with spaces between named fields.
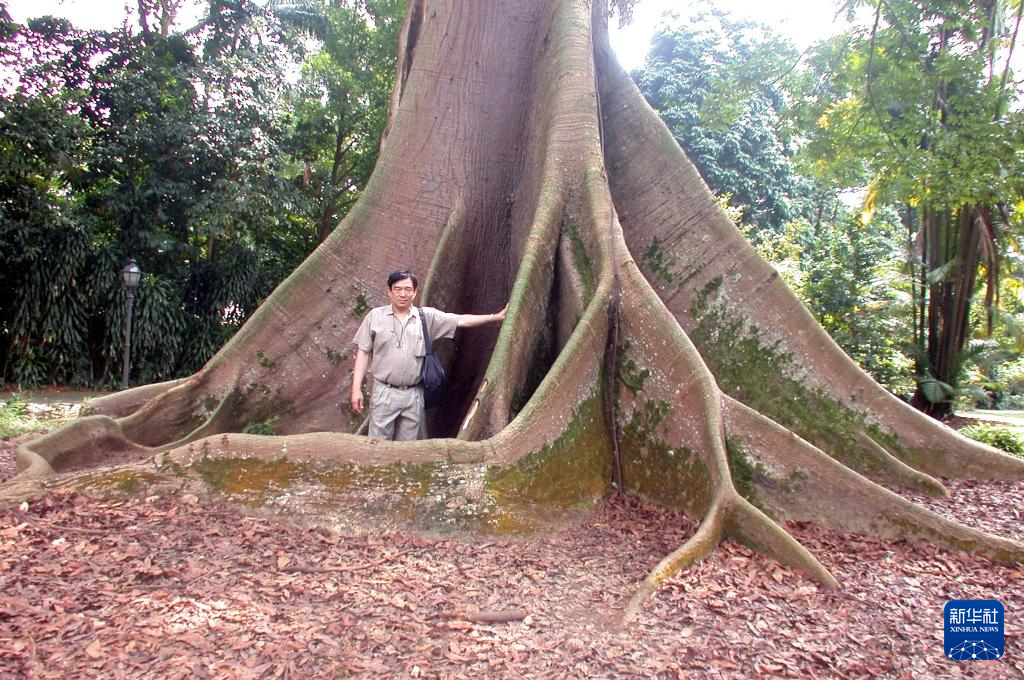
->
xmin=633 ymin=7 xmax=805 ymax=234
xmin=242 ymin=415 xmax=281 ymax=436
xmin=794 ymin=0 xmax=1024 ymax=413
xmin=634 ymin=6 xmax=917 ymax=396
xmin=283 ymin=0 xmax=403 ymax=240
xmin=797 ymin=0 xmax=1024 ymax=208
xmin=636 ymin=1 xmax=1024 ymax=413
xmin=0 ymin=0 xmax=403 ymax=388
xmin=0 ymin=395 xmax=29 ymax=439
xmin=0 ymin=394 xmax=69 ymax=438
xmin=757 ymin=206 xmax=916 ymax=395
xmin=958 ymin=422 xmax=1024 ymax=458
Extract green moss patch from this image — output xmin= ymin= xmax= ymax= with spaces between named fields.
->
xmin=618 ymin=398 xmax=712 ymax=516
xmin=194 ymin=457 xmax=301 ymax=505
xmin=352 ymin=293 xmax=369 ymax=319
xmin=725 ymin=436 xmax=766 ymax=510
xmin=180 ymin=395 xmax=612 ymax=534
xmin=238 ymin=384 xmax=295 ymax=432
xmin=642 ymin=236 xmax=678 ymax=286
xmin=616 ymin=340 xmax=651 ymax=396
xmin=83 ymin=470 xmax=161 ymax=496
xmin=690 ymin=279 xmax=922 ymax=479
xmin=242 ymin=416 xmax=281 ymax=436
xmin=487 ymin=393 xmax=611 ymax=510
xmin=317 ymin=461 xmax=437 ymax=500
xmin=565 ymin=216 xmax=595 ymax=306
xmin=202 ymin=395 xmax=221 ymax=414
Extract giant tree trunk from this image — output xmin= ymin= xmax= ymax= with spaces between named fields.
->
xmin=7 ymin=0 xmax=1024 ymax=607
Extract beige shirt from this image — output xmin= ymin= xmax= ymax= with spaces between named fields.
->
xmin=352 ymin=305 xmax=459 ymax=386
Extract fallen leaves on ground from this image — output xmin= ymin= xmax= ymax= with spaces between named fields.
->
xmin=0 ymin=479 xmax=1021 ymax=678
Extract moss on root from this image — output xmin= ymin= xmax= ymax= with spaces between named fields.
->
xmin=690 ymin=279 xmax=923 ymax=481
xmin=316 ymin=461 xmax=437 ymax=500
xmin=170 ymin=394 xmax=611 ymax=533
xmin=725 ymin=436 xmax=766 ymax=511
xmin=616 ymin=340 xmax=651 ymax=396
xmin=352 ymin=293 xmax=369 ymax=319
xmin=202 ymin=395 xmax=220 ymax=414
xmin=618 ymin=398 xmax=712 ymax=516
xmin=238 ymin=385 xmax=295 ymax=433
xmin=565 ymin=216 xmax=596 ymax=305
xmin=82 ymin=470 xmax=162 ymax=496
xmin=641 ymin=236 xmax=677 ymax=286
xmin=195 ymin=456 xmax=302 ymax=506
xmin=487 ymin=392 xmax=612 ymax=509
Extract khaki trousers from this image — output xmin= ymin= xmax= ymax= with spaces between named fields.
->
xmin=368 ymin=381 xmax=424 ymax=441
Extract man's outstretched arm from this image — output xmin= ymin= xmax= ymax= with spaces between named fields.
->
xmin=456 ymin=305 xmax=507 ymax=328
xmin=350 ymin=348 xmax=370 ymax=414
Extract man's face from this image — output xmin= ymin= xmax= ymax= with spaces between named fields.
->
xmin=387 ymin=277 xmax=417 ymax=311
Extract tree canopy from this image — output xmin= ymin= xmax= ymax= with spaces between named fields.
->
xmin=0 ymin=0 xmax=404 ymax=387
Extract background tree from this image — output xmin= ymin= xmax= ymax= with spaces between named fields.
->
xmin=633 ymin=6 xmax=803 ymax=235
xmin=282 ymin=0 xmax=404 ymax=242
xmin=797 ymin=0 xmax=1024 ymax=418
xmin=0 ymin=0 xmax=402 ymax=387
xmin=632 ymin=7 xmax=917 ymax=395
xmin=759 ymin=206 xmax=916 ymax=395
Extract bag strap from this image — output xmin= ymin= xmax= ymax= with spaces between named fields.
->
xmin=418 ymin=307 xmax=434 ymax=356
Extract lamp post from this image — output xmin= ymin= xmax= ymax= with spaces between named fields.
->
xmin=121 ymin=260 xmax=141 ymax=389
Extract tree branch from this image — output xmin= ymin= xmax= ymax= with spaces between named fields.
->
xmin=995 ymin=0 xmax=1023 ymax=119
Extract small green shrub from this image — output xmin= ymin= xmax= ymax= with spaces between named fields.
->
xmin=959 ymin=422 xmax=1024 ymax=458
xmin=0 ymin=394 xmax=77 ymax=439
xmin=242 ymin=416 xmax=281 ymax=436
xmin=0 ymin=395 xmax=32 ymax=439
xmin=1 ymin=395 xmax=39 ymax=439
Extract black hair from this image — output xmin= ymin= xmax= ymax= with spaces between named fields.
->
xmin=387 ymin=270 xmax=418 ymax=290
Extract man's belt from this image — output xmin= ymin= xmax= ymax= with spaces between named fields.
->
xmin=381 ymin=381 xmax=419 ymax=390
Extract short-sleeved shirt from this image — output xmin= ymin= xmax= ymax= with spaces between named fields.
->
xmin=352 ymin=305 xmax=459 ymax=386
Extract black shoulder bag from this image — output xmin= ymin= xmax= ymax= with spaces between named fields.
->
xmin=418 ymin=308 xmax=445 ymax=409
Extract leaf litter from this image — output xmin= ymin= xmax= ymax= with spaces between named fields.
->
xmin=0 ymin=477 xmax=1021 ymax=678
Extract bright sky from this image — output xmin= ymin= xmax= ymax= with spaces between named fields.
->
xmin=6 ymin=0 xmax=851 ymax=70
xmin=5 ymin=0 xmax=206 ymax=32
xmin=609 ymin=0 xmax=850 ymax=69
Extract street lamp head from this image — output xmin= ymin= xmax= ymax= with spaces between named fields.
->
xmin=122 ymin=260 xmax=142 ymax=289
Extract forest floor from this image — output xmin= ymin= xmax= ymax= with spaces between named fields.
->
xmin=1 ymin=395 xmax=1023 ymax=678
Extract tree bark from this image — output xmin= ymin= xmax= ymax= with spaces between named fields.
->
xmin=6 ymin=0 xmax=1023 ymax=609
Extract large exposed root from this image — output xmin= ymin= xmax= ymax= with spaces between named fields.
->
xmin=595 ymin=25 xmax=1024 ymax=484
xmin=722 ymin=397 xmax=1024 ymax=564
xmin=623 ymin=499 xmax=727 ymax=623
xmin=79 ymin=378 xmax=186 ymax=419
xmin=15 ymin=417 xmax=153 ymax=480
xmin=612 ymin=220 xmax=839 ymax=608
xmin=725 ymin=498 xmax=838 ymax=588
xmin=852 ymin=430 xmax=949 ymax=498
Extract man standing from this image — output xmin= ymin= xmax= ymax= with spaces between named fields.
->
xmin=350 ymin=270 xmax=506 ymax=440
